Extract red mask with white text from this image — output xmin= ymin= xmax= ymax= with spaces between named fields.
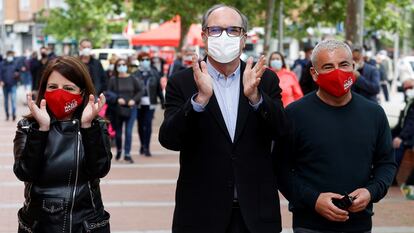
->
xmin=315 ymin=69 xmax=356 ymax=97
xmin=44 ymin=89 xmax=83 ymax=120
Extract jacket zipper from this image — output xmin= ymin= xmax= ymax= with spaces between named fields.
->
xmin=69 ymin=130 xmax=81 ymax=233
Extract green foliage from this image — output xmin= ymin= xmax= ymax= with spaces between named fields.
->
xmin=365 ymin=0 xmax=412 ymax=34
xmin=39 ymin=0 xmax=414 ymax=49
xmin=284 ymin=0 xmax=412 ymax=35
xmin=40 ymin=0 xmax=123 ymax=47
xmin=130 ymin=0 xmax=270 ymax=48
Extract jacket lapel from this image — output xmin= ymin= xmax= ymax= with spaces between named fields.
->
xmin=206 ymin=93 xmax=232 ymax=143
xmin=202 ymin=59 xmax=250 ymax=144
xmin=233 ymin=61 xmax=250 ymax=144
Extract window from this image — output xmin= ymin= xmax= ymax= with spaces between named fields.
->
xmin=19 ymin=0 xmax=30 ymax=11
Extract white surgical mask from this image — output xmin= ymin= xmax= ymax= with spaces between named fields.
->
xmin=207 ymin=33 xmax=241 ymax=64
xmin=79 ymin=48 xmax=92 ymax=56
xmin=141 ymin=60 xmax=151 ymax=69
xmin=108 ymin=64 xmax=114 ymax=71
xmin=117 ymin=65 xmax=128 ymax=73
xmin=6 ymin=56 xmax=13 ymax=62
xmin=270 ymin=59 xmax=283 ymax=70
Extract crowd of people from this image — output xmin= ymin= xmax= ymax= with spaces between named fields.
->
xmin=3 ymin=3 xmax=414 ymax=233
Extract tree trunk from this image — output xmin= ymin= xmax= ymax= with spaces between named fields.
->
xmin=278 ymin=0 xmax=284 ymax=52
xmin=263 ymin=0 xmax=276 ymax=56
xmin=345 ymin=0 xmax=364 ymax=47
xmin=179 ymin=19 xmax=190 ymax=50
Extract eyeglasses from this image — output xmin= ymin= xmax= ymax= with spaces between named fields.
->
xmin=205 ymin=26 xmax=244 ymax=37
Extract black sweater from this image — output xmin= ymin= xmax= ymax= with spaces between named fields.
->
xmin=277 ymin=92 xmax=396 ymax=232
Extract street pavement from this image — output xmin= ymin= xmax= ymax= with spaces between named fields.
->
xmin=0 ymin=89 xmax=413 ymax=233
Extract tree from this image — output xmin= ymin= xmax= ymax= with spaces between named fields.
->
xmin=39 ymin=0 xmax=123 ymax=47
xmin=130 ymin=0 xmax=212 ymax=49
xmin=130 ymin=0 xmax=270 ymax=49
xmin=345 ymin=0 xmax=364 ymax=46
xmin=263 ymin=0 xmax=276 ymax=55
xmin=282 ymin=0 xmax=413 ymax=49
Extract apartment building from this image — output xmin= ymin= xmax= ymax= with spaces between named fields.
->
xmin=0 ymin=0 xmax=66 ymax=55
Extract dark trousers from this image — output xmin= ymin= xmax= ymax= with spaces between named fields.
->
xmin=407 ymin=169 xmax=414 ymax=185
xmin=114 ymin=107 xmax=137 ymax=156
xmin=225 ymin=202 xmax=250 ymax=233
xmin=137 ymin=105 xmax=155 ymax=151
xmin=381 ymin=83 xmax=389 ymax=101
xmin=294 ymin=227 xmax=371 ymax=233
xmin=3 ymin=85 xmax=17 ymax=118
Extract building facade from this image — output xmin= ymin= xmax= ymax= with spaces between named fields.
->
xmin=0 ymin=0 xmax=66 ymax=55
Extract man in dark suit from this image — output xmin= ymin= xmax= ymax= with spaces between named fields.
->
xmin=159 ymin=4 xmax=288 ymax=233
xmin=352 ymin=46 xmax=380 ymax=103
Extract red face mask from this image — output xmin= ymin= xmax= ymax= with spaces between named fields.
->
xmin=315 ymin=69 xmax=356 ymax=97
xmin=44 ymin=89 xmax=83 ymax=120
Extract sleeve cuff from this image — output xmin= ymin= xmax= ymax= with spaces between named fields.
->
xmin=302 ymin=188 xmax=320 ymax=209
xmin=28 ymin=127 xmax=49 ymax=140
xmin=80 ymin=120 xmax=102 ymax=138
xmin=249 ymin=94 xmax=263 ymax=111
xmin=191 ymin=93 xmax=206 ymax=112
xmin=365 ymin=184 xmax=378 ymax=203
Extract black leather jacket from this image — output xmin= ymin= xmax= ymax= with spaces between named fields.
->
xmin=13 ymin=118 xmax=112 ymax=233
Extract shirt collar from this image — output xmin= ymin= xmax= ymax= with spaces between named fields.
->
xmin=206 ymin=58 xmax=240 ymax=81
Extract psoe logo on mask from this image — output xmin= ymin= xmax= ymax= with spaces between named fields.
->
xmin=64 ymin=100 xmax=78 ymax=113
xmin=343 ymin=77 xmax=354 ymax=90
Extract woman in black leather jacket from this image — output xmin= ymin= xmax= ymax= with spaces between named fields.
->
xmin=13 ymin=56 xmax=112 ymax=233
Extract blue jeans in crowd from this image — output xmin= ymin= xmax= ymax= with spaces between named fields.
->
xmin=3 ymin=85 xmax=17 ymax=120
xmin=114 ymin=107 xmax=137 ymax=158
xmin=137 ymin=105 xmax=155 ymax=156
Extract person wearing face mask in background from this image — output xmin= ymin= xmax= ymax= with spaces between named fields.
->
xmin=351 ymin=46 xmax=381 ymax=103
xmin=151 ymin=56 xmax=166 ymax=77
xmin=13 ymin=56 xmax=112 ymax=233
xmin=131 ymin=52 xmax=165 ymax=157
xmin=0 ymin=50 xmax=21 ymax=121
xmin=269 ymin=51 xmax=303 ymax=107
xmin=127 ymin=53 xmax=140 ymax=74
xmin=167 ymin=47 xmax=195 ymax=79
xmin=106 ymin=58 xmax=143 ymax=163
xmin=20 ymin=50 xmax=33 ymax=94
xmin=29 ymin=48 xmax=50 ymax=97
xmin=276 ymin=40 xmax=396 ymax=233
xmin=106 ymin=54 xmax=118 ymax=82
xmin=159 ymin=4 xmax=288 ymax=233
xmin=79 ymin=38 xmax=108 ymax=96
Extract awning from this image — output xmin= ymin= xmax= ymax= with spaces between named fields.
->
xmin=186 ymin=24 xmax=204 ymax=47
xmin=131 ymin=15 xmax=181 ymax=47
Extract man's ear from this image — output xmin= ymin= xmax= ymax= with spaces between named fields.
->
xmin=310 ymin=66 xmax=318 ymax=82
xmin=201 ymin=31 xmax=208 ymax=42
xmin=201 ymin=31 xmax=208 ymax=51
xmin=241 ymin=33 xmax=247 ymax=49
